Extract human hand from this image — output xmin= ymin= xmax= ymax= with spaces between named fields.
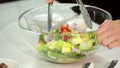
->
xmin=45 ymin=0 xmax=53 ymax=3
xmin=96 ymin=20 xmax=120 ymax=49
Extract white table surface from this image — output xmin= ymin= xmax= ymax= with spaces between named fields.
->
xmin=0 ymin=0 xmax=120 ymax=68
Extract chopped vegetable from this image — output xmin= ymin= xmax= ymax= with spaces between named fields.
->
xmin=60 ymin=24 xmax=71 ymax=34
xmin=35 ymin=24 xmax=98 ymax=63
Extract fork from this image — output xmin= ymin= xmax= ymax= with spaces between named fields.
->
xmin=47 ymin=0 xmax=54 ymax=32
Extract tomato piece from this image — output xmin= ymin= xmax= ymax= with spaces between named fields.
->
xmin=60 ymin=24 xmax=70 ymax=34
xmin=63 ymin=36 xmax=71 ymax=41
xmin=79 ymin=32 xmax=82 ymax=34
xmin=62 ymin=29 xmax=69 ymax=32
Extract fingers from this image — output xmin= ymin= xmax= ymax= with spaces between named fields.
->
xmin=97 ymin=29 xmax=120 ymax=44
xmin=96 ymin=20 xmax=120 ymax=49
xmin=45 ymin=0 xmax=53 ymax=3
xmin=108 ymin=40 xmax=120 ymax=49
xmin=99 ymin=20 xmax=112 ymax=28
xmin=108 ymin=33 xmax=120 ymax=41
xmin=101 ymin=33 xmax=120 ymax=47
xmin=101 ymin=36 xmax=112 ymax=47
xmin=96 ymin=20 xmax=112 ymax=36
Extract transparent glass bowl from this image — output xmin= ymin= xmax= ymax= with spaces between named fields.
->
xmin=18 ymin=4 xmax=112 ymax=63
xmin=35 ymin=31 xmax=98 ymax=63
xmin=19 ymin=4 xmax=112 ymax=33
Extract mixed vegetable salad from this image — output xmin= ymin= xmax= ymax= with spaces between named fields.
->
xmin=35 ymin=24 xmax=98 ymax=63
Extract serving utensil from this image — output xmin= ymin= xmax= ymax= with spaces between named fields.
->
xmin=108 ymin=60 xmax=118 ymax=68
xmin=76 ymin=0 xmax=92 ymax=29
xmin=83 ymin=60 xmax=119 ymax=68
xmin=48 ymin=1 xmax=53 ymax=32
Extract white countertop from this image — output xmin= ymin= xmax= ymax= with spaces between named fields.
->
xmin=0 ymin=0 xmax=120 ymax=68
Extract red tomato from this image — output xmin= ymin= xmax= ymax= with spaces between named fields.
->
xmin=62 ymin=29 xmax=69 ymax=32
xmin=63 ymin=36 xmax=71 ymax=41
xmin=60 ymin=24 xmax=70 ymax=34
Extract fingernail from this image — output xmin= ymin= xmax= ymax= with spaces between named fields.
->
xmin=99 ymin=20 xmax=108 ymax=28
xmin=102 ymin=20 xmax=108 ymax=24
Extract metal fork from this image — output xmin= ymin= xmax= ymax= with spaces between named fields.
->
xmin=48 ymin=0 xmax=53 ymax=32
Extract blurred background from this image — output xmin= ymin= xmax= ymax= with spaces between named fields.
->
xmin=0 ymin=0 xmax=20 ymax=3
xmin=0 ymin=0 xmax=119 ymax=20
xmin=55 ymin=0 xmax=119 ymax=20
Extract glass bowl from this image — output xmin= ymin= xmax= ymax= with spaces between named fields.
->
xmin=18 ymin=4 xmax=112 ymax=63
xmin=35 ymin=31 xmax=98 ymax=63
xmin=0 ymin=58 xmax=20 ymax=68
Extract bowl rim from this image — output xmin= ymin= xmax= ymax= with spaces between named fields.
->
xmin=0 ymin=57 xmax=20 ymax=68
xmin=18 ymin=3 xmax=112 ymax=34
xmin=85 ymin=5 xmax=112 ymax=19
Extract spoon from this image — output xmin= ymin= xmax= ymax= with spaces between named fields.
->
xmin=76 ymin=0 xmax=92 ymax=29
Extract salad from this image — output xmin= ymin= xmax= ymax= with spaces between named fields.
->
xmin=35 ymin=24 xmax=98 ymax=63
